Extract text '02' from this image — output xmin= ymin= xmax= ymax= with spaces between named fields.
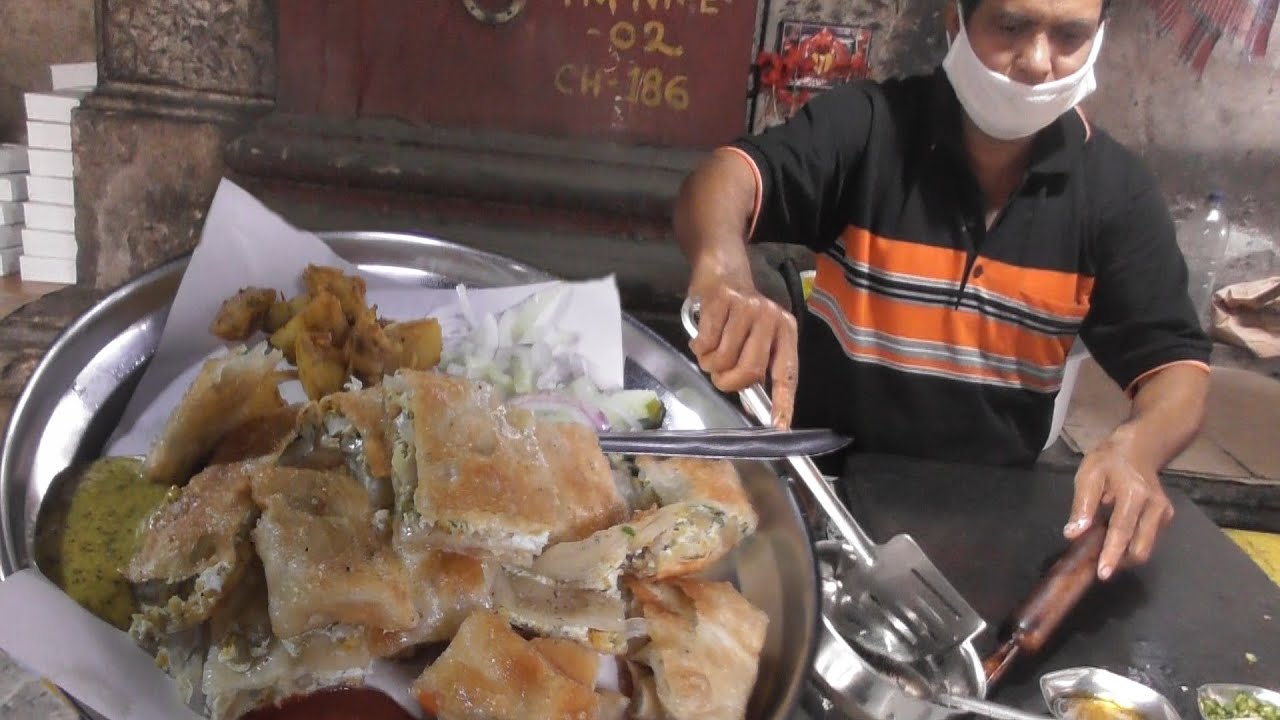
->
xmin=553 ymin=0 xmax=723 ymax=114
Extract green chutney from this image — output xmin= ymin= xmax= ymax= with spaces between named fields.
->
xmin=34 ymin=457 xmax=172 ymax=630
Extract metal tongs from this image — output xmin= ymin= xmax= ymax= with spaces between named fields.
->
xmin=596 ymin=427 xmax=851 ymax=460
xmin=681 ymin=297 xmax=985 ymax=664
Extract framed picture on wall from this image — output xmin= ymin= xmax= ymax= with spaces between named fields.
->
xmin=776 ymin=20 xmax=873 ymax=91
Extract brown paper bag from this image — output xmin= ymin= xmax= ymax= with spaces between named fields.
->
xmin=1210 ymin=276 xmax=1280 ymax=358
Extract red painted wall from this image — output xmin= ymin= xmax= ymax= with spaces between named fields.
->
xmin=277 ymin=0 xmax=760 ymax=149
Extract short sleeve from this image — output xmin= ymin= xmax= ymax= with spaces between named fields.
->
xmin=727 ymin=84 xmax=874 ymax=253
xmin=1079 ymin=157 xmax=1212 ymax=394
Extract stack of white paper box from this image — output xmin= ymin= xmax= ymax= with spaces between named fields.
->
xmin=0 ymin=144 xmax=28 ymax=276
xmin=19 ymin=61 xmax=97 ymax=284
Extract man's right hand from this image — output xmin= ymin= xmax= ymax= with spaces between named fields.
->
xmin=688 ymin=280 xmax=799 ymax=429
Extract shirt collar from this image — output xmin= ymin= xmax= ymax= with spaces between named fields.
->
xmin=928 ymin=68 xmax=1088 ymax=177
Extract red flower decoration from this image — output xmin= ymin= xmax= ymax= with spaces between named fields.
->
xmin=754 ymin=28 xmax=871 ymax=122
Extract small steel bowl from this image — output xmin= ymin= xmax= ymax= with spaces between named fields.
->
xmin=1040 ymin=667 xmax=1183 ymax=720
xmin=1197 ymin=683 xmax=1280 ymax=720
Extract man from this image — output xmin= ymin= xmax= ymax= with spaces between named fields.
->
xmin=673 ymin=0 xmax=1211 ymax=581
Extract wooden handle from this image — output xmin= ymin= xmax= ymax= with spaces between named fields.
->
xmin=1008 ymin=522 xmax=1108 ymax=654
xmin=983 ymin=639 xmax=1021 ymax=688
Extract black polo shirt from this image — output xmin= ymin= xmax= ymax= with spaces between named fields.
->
xmin=726 ymin=69 xmax=1211 ymax=466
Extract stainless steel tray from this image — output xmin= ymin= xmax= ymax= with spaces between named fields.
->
xmin=0 ymin=230 xmax=818 ymax=720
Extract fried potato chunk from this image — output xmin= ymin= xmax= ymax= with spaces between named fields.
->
xmin=269 ymin=292 xmax=348 ymax=364
xmin=304 ymin=264 xmax=368 ymax=322
xmin=210 ymin=288 xmax=280 ymax=342
xmin=211 ymin=265 xmax=444 ymax=402
xmin=346 ymin=308 xmax=398 ymax=386
xmin=385 ymin=318 xmax=442 ymax=371
xmin=297 ymin=332 xmax=348 ymax=401
xmin=264 ymin=293 xmax=311 ymax=333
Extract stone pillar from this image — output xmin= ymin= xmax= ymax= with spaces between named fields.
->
xmin=72 ymin=0 xmax=275 ymax=290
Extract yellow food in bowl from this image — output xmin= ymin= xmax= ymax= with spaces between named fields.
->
xmin=1061 ymin=697 xmax=1149 ymax=720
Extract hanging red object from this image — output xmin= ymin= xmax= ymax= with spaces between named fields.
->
xmin=1142 ymin=0 xmax=1279 ymax=75
xmin=753 ymin=26 xmax=870 ymax=123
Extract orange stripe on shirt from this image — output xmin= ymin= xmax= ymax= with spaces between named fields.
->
xmin=814 ymin=254 xmax=1075 ymax=368
xmin=840 ymin=226 xmax=964 ymax=283
xmin=1124 ymin=359 xmax=1211 ymax=397
xmin=839 ymin=226 xmax=1095 ymax=314
xmin=809 ymin=296 xmax=1064 ymax=392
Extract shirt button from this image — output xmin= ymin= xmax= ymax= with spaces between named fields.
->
xmin=972 ymin=264 xmax=985 ymax=279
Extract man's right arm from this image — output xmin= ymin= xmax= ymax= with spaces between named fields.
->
xmin=675 ymin=148 xmax=800 ymax=427
xmin=673 ymin=86 xmax=876 ymax=427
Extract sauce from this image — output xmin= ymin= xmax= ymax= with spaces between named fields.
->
xmin=33 ymin=457 xmax=172 ymax=630
xmin=1061 ymin=697 xmax=1149 ymax=720
xmin=240 ymin=687 xmax=417 ymax=720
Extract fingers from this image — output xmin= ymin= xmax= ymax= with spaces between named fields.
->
xmin=1065 ymin=463 xmax=1104 ymax=539
xmin=690 ymin=294 xmax=729 ymax=356
xmin=1097 ymin=480 xmax=1146 ymax=581
xmin=711 ymin=319 xmax=771 ymax=391
xmin=769 ymin=317 xmax=799 ymax=428
xmin=702 ymin=307 xmax=755 ymax=375
xmin=689 ymin=288 xmax=799 ymax=415
xmin=1072 ymin=446 xmax=1171 ymax=580
xmin=1125 ymin=493 xmax=1170 ymax=568
xmin=1125 ymin=484 xmax=1173 ymax=567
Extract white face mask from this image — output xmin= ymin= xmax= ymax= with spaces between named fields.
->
xmin=942 ymin=4 xmax=1106 ymax=141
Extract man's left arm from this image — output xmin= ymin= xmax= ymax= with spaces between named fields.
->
xmin=1068 ymin=154 xmax=1213 ymax=580
xmin=1066 ymin=363 xmax=1209 ymax=580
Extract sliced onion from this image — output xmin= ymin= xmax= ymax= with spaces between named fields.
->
xmin=455 ymin=284 xmax=477 ymax=326
xmin=595 ymin=654 xmax=623 ymax=692
xmin=509 ymin=393 xmax=610 ymax=431
xmin=624 ymin=618 xmax=650 ymax=640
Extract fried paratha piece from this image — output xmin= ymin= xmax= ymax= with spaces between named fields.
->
xmin=282 ymin=387 xmax=395 ymax=510
xmin=207 ymin=403 xmax=304 ymax=466
xmin=127 ymin=460 xmax=260 ymax=653
xmin=201 ymin=561 xmax=373 ymax=720
xmin=249 ymin=465 xmax=418 ymax=640
xmin=625 ymin=578 xmax=768 ymax=720
xmin=142 ymin=344 xmax=285 ymax=486
xmin=384 ymin=371 xmax=558 ymax=565
xmin=410 ymin=610 xmax=604 ymax=720
xmin=532 ymin=457 xmax=757 ymax=591
xmin=369 ymin=548 xmax=495 ymax=658
xmin=538 ymin=420 xmax=628 ymax=544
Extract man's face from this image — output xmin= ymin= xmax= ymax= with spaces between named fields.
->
xmin=946 ymin=0 xmax=1105 ymax=85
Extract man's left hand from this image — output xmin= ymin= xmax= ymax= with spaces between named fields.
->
xmin=1065 ymin=437 xmax=1175 ymax=581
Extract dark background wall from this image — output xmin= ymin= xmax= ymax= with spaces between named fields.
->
xmin=2 ymin=0 xmax=1275 ymax=290
xmin=0 ymin=0 xmax=96 ymax=143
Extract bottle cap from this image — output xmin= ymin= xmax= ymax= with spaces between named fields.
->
xmin=1208 ymin=190 xmax=1225 ymax=204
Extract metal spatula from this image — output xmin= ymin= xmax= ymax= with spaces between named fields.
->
xmin=681 ymin=297 xmax=986 ymax=664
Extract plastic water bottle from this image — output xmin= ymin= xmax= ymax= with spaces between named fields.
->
xmin=1178 ymin=191 xmax=1231 ymax=327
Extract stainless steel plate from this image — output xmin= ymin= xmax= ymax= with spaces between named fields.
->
xmin=1197 ymin=683 xmax=1280 ymax=720
xmin=1041 ymin=667 xmax=1183 ymax=720
xmin=0 ymin=230 xmax=818 ymax=720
